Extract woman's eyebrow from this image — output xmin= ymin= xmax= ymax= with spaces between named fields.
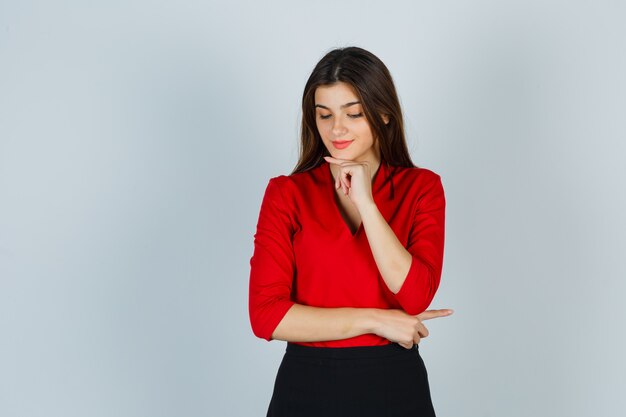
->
xmin=315 ymin=101 xmax=361 ymax=110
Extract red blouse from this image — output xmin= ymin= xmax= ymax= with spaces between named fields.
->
xmin=248 ymin=159 xmax=446 ymax=347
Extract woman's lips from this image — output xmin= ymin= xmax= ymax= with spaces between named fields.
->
xmin=332 ymin=140 xmax=353 ymax=149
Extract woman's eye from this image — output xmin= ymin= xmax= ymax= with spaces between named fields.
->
xmin=318 ymin=113 xmax=363 ymax=120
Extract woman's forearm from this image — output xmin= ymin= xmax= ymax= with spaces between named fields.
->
xmin=270 ymin=303 xmax=379 ymax=342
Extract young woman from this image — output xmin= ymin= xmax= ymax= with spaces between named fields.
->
xmin=248 ymin=46 xmax=454 ymax=417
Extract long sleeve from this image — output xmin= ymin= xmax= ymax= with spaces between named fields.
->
xmin=392 ymin=173 xmax=446 ymax=315
xmin=248 ymin=176 xmax=297 ymax=341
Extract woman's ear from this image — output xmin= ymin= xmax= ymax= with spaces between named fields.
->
xmin=381 ymin=114 xmax=390 ymax=125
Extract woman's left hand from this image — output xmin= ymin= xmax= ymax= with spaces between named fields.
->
xmin=323 ymin=156 xmax=375 ymax=209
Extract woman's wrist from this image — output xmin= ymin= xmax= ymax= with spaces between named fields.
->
xmin=356 ymin=307 xmax=383 ymax=335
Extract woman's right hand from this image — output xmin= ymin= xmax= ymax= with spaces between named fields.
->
xmin=371 ymin=308 xmax=454 ymax=349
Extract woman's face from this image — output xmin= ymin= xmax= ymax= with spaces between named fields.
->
xmin=314 ymin=82 xmax=387 ymax=163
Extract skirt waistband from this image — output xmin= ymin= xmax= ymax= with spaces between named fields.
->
xmin=286 ymin=342 xmax=417 ymax=359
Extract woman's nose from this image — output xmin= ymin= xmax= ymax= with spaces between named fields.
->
xmin=332 ymin=120 xmax=348 ymax=136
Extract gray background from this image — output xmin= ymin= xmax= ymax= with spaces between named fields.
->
xmin=1 ymin=1 xmax=625 ymax=416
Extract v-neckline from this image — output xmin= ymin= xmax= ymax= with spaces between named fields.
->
xmin=326 ymin=159 xmax=385 ymax=238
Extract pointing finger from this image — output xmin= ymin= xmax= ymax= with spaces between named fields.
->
xmin=416 ymin=309 xmax=454 ymax=321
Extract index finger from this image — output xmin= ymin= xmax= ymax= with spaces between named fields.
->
xmin=323 ymin=156 xmax=351 ymax=164
xmin=416 ymin=309 xmax=454 ymax=321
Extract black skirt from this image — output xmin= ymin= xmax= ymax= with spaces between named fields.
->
xmin=266 ymin=342 xmax=437 ymax=417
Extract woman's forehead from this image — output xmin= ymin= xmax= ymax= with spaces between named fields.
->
xmin=315 ymin=83 xmax=360 ymax=108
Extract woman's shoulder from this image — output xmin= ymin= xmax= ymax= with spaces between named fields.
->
xmin=261 ymin=168 xmax=322 ymax=216
xmin=267 ymin=164 xmax=326 ymax=193
xmin=392 ymin=164 xmax=443 ymax=186
xmin=387 ymin=165 xmax=445 ymax=211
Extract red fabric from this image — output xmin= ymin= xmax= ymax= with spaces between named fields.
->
xmin=248 ymin=159 xmax=446 ymax=347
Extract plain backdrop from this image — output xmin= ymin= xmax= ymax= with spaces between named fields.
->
xmin=1 ymin=1 xmax=625 ymax=416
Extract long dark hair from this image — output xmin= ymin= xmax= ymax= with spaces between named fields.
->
xmin=290 ymin=46 xmax=417 ymax=175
